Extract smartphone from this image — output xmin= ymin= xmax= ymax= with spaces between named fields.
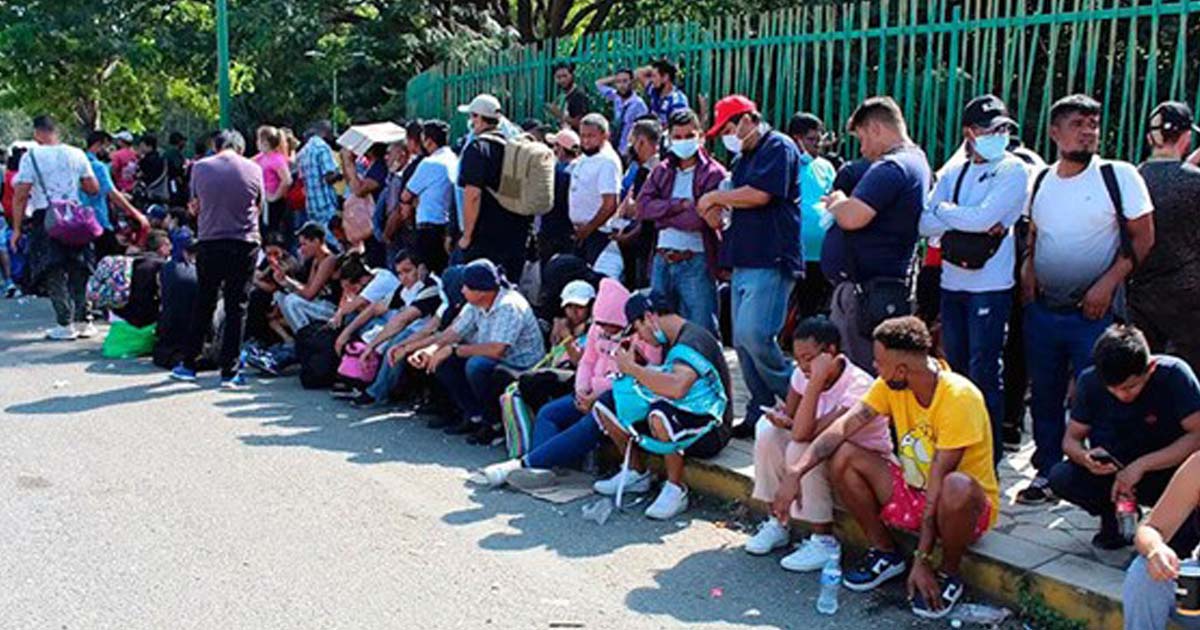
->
xmin=1092 ymin=451 xmax=1124 ymax=469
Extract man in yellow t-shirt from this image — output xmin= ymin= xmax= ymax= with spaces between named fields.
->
xmin=771 ymin=316 xmax=998 ymax=621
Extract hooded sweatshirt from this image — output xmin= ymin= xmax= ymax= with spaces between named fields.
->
xmin=575 ymin=278 xmax=662 ymax=395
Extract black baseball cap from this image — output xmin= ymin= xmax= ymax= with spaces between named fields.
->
xmin=1149 ymin=101 xmax=1200 ymax=135
xmin=623 ymin=290 xmax=670 ymax=333
xmin=962 ymin=95 xmax=1016 ymax=130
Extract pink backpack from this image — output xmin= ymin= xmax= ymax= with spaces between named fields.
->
xmin=337 ymin=342 xmax=380 ymax=384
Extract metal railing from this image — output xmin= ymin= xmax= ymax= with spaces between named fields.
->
xmin=406 ymin=0 xmax=1200 ymax=163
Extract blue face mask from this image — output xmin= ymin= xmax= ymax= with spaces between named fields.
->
xmin=973 ymin=133 xmax=1008 ymax=162
xmin=669 ymin=138 xmax=700 ymax=160
xmin=652 ymin=326 xmax=668 ymax=345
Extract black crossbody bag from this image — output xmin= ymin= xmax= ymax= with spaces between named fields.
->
xmin=939 ymin=162 xmax=1006 ymax=270
xmin=845 ymin=232 xmax=914 ymax=336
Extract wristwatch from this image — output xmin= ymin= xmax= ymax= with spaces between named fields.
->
xmin=913 ymin=549 xmax=936 ymax=566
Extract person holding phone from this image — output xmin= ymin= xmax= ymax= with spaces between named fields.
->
xmin=1049 ymin=324 xmax=1200 ymax=550
xmin=745 ymin=316 xmax=892 ymax=572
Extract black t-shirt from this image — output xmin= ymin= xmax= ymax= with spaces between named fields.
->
xmin=540 ymin=163 xmax=574 ymax=240
xmin=114 ymin=254 xmax=166 ymax=328
xmin=1134 ymin=160 xmax=1200 ymax=285
xmin=674 ymin=321 xmax=734 ymax=436
xmin=564 ymin=86 xmax=590 ymax=126
xmin=456 ymin=136 xmax=533 ymax=261
xmin=157 ymin=259 xmax=198 ymax=349
xmin=1073 ymin=356 xmax=1200 ymax=464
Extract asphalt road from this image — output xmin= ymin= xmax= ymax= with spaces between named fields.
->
xmin=1 ymin=298 xmax=966 ymax=630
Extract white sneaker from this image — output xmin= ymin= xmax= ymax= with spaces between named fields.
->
xmin=745 ymin=518 xmax=790 ymax=555
xmin=593 ymin=468 xmax=652 ymax=496
xmin=45 ymin=325 xmax=77 ymax=341
xmin=780 ymin=534 xmax=841 ymax=573
xmin=645 ymin=481 xmax=689 ymax=520
xmin=480 ymin=459 xmax=523 ymax=487
xmin=75 ymin=322 xmax=99 ymax=338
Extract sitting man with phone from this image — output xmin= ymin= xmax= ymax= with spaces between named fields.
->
xmin=1048 ymin=324 xmax=1200 ymax=550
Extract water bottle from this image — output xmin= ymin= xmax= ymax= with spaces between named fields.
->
xmin=1117 ymin=496 xmax=1138 ymax=543
xmin=816 ymin=549 xmax=841 ymax=615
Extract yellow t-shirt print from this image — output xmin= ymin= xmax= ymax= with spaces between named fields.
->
xmin=897 ymin=425 xmax=934 ymax=488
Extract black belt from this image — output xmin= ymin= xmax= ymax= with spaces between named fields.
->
xmin=416 ymin=223 xmax=447 ymax=231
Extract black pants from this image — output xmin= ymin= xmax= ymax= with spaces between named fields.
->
xmin=1048 ymin=460 xmax=1200 ymax=555
xmin=575 ymin=230 xmax=610 ymax=267
xmin=184 ymin=239 xmax=259 ymax=377
xmin=414 ymin=224 xmax=449 ymax=274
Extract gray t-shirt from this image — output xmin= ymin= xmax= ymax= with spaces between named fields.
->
xmin=1134 ymin=160 xmax=1200 ymax=285
xmin=190 ymin=152 xmax=263 ymax=243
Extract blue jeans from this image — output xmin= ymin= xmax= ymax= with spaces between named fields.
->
xmin=1025 ymin=301 xmax=1112 ymax=477
xmin=364 ymin=320 xmax=426 ymax=402
xmin=522 ymin=394 xmax=602 ymax=469
xmin=940 ymin=289 xmax=1011 ymax=464
xmin=434 ymin=355 xmax=502 ymax=421
xmin=731 ymin=267 xmax=793 ymax=419
xmin=651 ymin=253 xmax=718 ymax=334
xmin=1122 ymin=556 xmax=1200 ymax=630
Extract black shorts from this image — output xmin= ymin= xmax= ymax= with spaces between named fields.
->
xmin=634 ymin=401 xmax=725 ymax=459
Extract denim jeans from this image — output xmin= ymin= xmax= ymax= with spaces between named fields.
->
xmin=522 ymin=394 xmax=602 ymax=469
xmin=651 ymin=253 xmax=718 ymax=334
xmin=940 ymin=289 xmax=1011 ymax=463
xmin=731 ymin=267 xmax=793 ymax=420
xmin=364 ymin=320 xmax=426 ymax=402
xmin=1024 ymin=301 xmax=1112 ymax=477
xmin=434 ymin=354 xmax=502 ymax=421
xmin=1123 ymin=556 xmax=1200 ymax=630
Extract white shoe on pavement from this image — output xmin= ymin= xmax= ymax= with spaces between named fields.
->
xmin=780 ymin=534 xmax=841 ymax=572
xmin=645 ymin=481 xmax=689 ymax=520
xmin=593 ymin=467 xmax=652 ymax=496
xmin=75 ymin=322 xmax=99 ymax=338
xmin=745 ymin=518 xmax=790 ymax=555
xmin=45 ymin=325 xmax=77 ymax=341
xmin=481 ymin=459 xmax=523 ymax=487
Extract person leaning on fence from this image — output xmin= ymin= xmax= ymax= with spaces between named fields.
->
xmin=594 ymin=67 xmax=650 ymax=155
xmin=771 ymin=316 xmax=999 ymax=620
xmin=822 ymin=96 xmax=931 ymax=371
xmin=697 ymin=95 xmax=801 ymax=439
xmin=1015 ymin=94 xmax=1156 ymax=506
xmin=919 ymin=94 xmax=1030 ymax=464
xmin=547 ymin=62 xmax=590 ymax=132
xmin=637 ymin=59 xmax=689 ymax=128
xmin=637 ymin=107 xmax=726 ymax=334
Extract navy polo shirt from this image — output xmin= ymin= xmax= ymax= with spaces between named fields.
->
xmin=1073 ymin=356 xmax=1200 ymax=465
xmin=719 ymin=128 xmax=803 ymax=275
xmin=844 ymin=145 xmax=931 ymax=281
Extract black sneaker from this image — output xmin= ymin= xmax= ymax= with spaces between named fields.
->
xmin=1002 ymin=425 xmax=1023 ymax=451
xmin=729 ymin=418 xmax=755 ymax=440
xmin=910 ymin=573 xmax=965 ymax=619
xmin=331 ymin=382 xmax=359 ymax=399
xmin=467 ymin=423 xmax=501 ymax=446
xmin=349 ymin=392 xmax=376 ymax=409
xmin=1016 ymin=477 xmax=1054 ymax=505
xmin=843 ymin=548 xmax=908 ymax=592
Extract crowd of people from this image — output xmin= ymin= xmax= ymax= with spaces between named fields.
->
xmin=5 ymin=57 xmax=1200 ymax=627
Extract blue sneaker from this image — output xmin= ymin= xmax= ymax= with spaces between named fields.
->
xmin=910 ymin=572 xmax=964 ymax=619
xmin=220 ymin=372 xmax=248 ymax=390
xmin=170 ymin=364 xmax=197 ymax=382
xmin=843 ymin=548 xmax=907 ymax=592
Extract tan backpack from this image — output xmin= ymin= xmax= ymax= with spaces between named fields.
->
xmin=481 ymin=132 xmax=555 ymax=216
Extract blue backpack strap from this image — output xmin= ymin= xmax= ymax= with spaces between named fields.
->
xmin=635 ymin=419 xmax=721 ymax=456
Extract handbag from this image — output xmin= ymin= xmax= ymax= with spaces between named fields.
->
xmin=29 ymin=149 xmax=103 ymax=247
xmin=337 ymin=341 xmax=381 ymax=385
xmin=939 ymin=162 xmax=1005 ymax=270
xmin=342 ymin=194 xmax=375 ymax=244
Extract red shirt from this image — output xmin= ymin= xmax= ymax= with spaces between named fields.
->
xmin=2 ymin=169 xmax=16 ymax=224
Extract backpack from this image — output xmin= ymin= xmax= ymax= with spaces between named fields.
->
xmin=87 ymin=255 xmax=135 ymax=309
xmin=480 ymin=133 xmax=555 ymax=216
xmin=499 ymin=381 xmax=536 ymax=459
xmin=296 ymin=322 xmax=339 ymax=389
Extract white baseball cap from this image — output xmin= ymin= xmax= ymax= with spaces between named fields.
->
xmin=457 ymin=94 xmax=503 ymax=119
xmin=114 ymin=131 xmax=134 ymax=143
xmin=560 ymin=280 xmax=597 ymax=307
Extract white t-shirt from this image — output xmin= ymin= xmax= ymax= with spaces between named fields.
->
xmin=920 ymin=154 xmax=1030 ymax=292
xmin=1030 ymin=157 xmax=1153 ymax=308
xmin=14 ymin=144 xmax=95 ymax=216
xmin=360 ymin=270 xmax=400 ymax=305
xmin=568 ymin=146 xmax=622 ymax=226
xmin=657 ymin=166 xmax=706 ymax=253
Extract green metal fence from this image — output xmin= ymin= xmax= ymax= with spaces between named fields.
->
xmin=406 ymin=0 xmax=1200 ymax=164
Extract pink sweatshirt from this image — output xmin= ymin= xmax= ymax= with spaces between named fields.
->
xmin=575 ymin=278 xmax=662 ymax=396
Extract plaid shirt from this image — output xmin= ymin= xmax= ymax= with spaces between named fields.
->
xmin=297 ymin=136 xmax=340 ymax=226
xmin=452 ymin=288 xmax=545 ymax=368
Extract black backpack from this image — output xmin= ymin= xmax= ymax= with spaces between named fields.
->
xmin=296 ymin=322 xmax=338 ymax=389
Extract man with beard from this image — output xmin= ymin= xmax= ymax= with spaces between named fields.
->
xmin=594 ymin=68 xmax=650 ymax=156
xmin=1015 ymin=94 xmax=1156 ymax=504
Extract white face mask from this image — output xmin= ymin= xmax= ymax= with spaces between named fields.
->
xmin=722 ymin=134 xmax=743 ymax=154
xmin=670 ymin=138 xmax=700 ymax=160
xmin=973 ymin=132 xmax=1009 ymax=162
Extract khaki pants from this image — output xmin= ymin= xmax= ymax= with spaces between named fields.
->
xmin=750 ymin=418 xmax=834 ymax=524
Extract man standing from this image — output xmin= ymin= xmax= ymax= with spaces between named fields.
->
xmin=786 ymin=112 xmax=838 ymax=318
xmin=594 ymin=68 xmax=649 ymax=155
xmin=1130 ymin=102 xmax=1200 ymax=372
xmin=171 ymin=130 xmax=263 ymax=388
xmin=134 ymin=133 xmax=169 ymax=207
xmin=401 ymin=119 xmax=456 ymax=274
xmin=297 ymin=120 xmax=342 ymax=234
xmin=82 ymin=130 xmax=149 ymax=258
xmin=613 ymin=118 xmax=662 ymax=288
xmin=568 ymin=113 xmax=624 ymax=273
xmin=538 ymin=129 xmax=581 ymax=265
xmin=638 ymin=108 xmax=726 ymax=333
xmin=1017 ymin=94 xmax=1155 ymax=504
xmin=455 ymin=94 xmax=533 ymax=282
xmin=824 ymin=96 xmax=931 ymax=369
xmin=110 ymin=130 xmax=138 ymax=194
xmin=698 ymin=95 xmax=802 ymax=438
xmin=919 ymin=95 xmax=1030 ymax=462
xmin=547 ymin=62 xmax=590 ymax=132
xmin=9 ymin=115 xmax=100 ymax=340
xmin=164 ymin=131 xmax=189 ymax=208
xmin=639 ymin=59 xmax=689 ymax=127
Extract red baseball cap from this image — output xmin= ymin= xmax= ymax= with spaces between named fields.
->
xmin=706 ymin=95 xmax=758 ymax=138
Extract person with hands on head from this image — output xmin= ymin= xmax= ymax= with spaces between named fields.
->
xmin=594 ymin=68 xmax=649 ymax=155
xmin=770 ymin=316 xmax=998 ymax=620
xmin=746 ymin=316 xmax=892 ymax=573
xmin=1121 ymin=452 xmax=1200 ymax=630
xmin=1048 ymin=325 xmax=1200 ymax=550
